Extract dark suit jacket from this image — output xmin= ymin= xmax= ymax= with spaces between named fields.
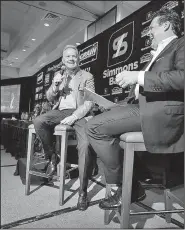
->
xmin=138 ymin=36 xmax=184 ymax=153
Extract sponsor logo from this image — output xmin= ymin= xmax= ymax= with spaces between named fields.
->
xmin=141 ymin=38 xmax=152 ymax=51
xmin=162 ymin=1 xmax=179 ymax=10
xmin=141 ymin=26 xmax=150 ymax=38
xmin=79 ymin=42 xmax=98 ymax=66
xmin=112 ymin=87 xmax=123 ymax=95
xmin=37 ymin=72 xmax=43 ymax=85
xmin=140 ymin=53 xmax=152 ymax=63
xmin=107 ymin=21 xmax=134 ymax=67
xmin=181 ymin=11 xmax=184 ymax=18
xmin=45 ymin=73 xmax=50 ymax=85
xmin=141 ymin=11 xmax=154 ymax=25
xmin=35 ymin=86 xmax=43 ymax=93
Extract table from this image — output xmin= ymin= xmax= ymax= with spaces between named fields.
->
xmin=1 ymin=119 xmax=32 ymax=159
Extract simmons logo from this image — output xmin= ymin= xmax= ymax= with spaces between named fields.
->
xmin=141 ymin=26 xmax=150 ymax=38
xmin=162 ymin=1 xmax=179 ymax=10
xmin=112 ymin=87 xmax=123 ymax=95
xmin=140 ymin=53 xmax=152 ymax=63
xmin=107 ymin=21 xmax=134 ymax=67
xmin=79 ymin=42 xmax=98 ymax=66
xmin=141 ymin=38 xmax=152 ymax=51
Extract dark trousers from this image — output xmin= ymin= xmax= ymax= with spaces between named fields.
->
xmin=33 ymin=109 xmax=96 ymax=193
xmin=86 ymin=104 xmax=146 ymax=185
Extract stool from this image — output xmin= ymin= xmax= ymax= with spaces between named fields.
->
xmin=104 ymin=132 xmax=184 ymax=228
xmin=25 ymin=124 xmax=78 ymax=206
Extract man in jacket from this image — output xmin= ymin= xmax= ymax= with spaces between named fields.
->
xmin=86 ymin=7 xmax=184 ymax=210
xmin=34 ymin=45 xmax=96 ymax=211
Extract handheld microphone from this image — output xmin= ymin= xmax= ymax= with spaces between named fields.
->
xmin=54 ymin=65 xmax=66 ymax=86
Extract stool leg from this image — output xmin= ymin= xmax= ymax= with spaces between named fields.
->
xmin=25 ymin=131 xmax=35 ymax=195
xmin=104 ymin=184 xmax=112 ymax=225
xmin=59 ymin=131 xmax=68 ymax=206
xmin=164 ymin=189 xmax=172 ymax=223
xmin=120 ymin=143 xmax=134 ymax=229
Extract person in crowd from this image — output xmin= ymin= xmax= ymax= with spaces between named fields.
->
xmin=33 ymin=44 xmax=97 ymax=211
xmin=86 ymin=7 xmax=184 ymax=210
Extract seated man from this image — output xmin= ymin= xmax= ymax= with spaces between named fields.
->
xmin=34 ymin=45 xmax=97 ymax=211
xmin=86 ymin=8 xmax=184 ymax=210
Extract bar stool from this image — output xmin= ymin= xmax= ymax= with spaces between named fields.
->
xmin=104 ymin=132 xmax=184 ymax=228
xmin=25 ymin=124 xmax=78 ymax=206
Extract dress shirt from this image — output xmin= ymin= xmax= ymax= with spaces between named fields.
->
xmin=58 ymin=73 xmax=77 ymax=111
xmin=135 ymin=35 xmax=178 ymax=99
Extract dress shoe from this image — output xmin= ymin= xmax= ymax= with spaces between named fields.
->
xmin=77 ymin=192 xmax=88 ymax=211
xmin=45 ymin=153 xmax=59 ymax=177
xmin=99 ymin=182 xmax=146 ymax=210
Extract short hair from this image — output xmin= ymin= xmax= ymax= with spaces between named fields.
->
xmin=62 ymin=45 xmax=79 ymax=55
xmin=152 ymin=7 xmax=181 ymax=36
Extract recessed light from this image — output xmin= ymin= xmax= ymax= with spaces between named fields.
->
xmin=15 ymin=57 xmax=18 ymax=60
xmin=32 ymin=38 xmax=36 ymax=41
xmin=10 ymin=63 xmax=12 ymax=66
xmin=44 ymin=22 xmax=50 ymax=27
xmin=22 ymin=49 xmax=26 ymax=51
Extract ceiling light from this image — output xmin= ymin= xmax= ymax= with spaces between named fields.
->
xmin=44 ymin=22 xmax=50 ymax=27
xmin=76 ymin=42 xmax=81 ymax=46
xmin=10 ymin=63 xmax=12 ymax=66
xmin=32 ymin=38 xmax=36 ymax=41
xmin=22 ymin=49 xmax=26 ymax=51
xmin=15 ymin=57 xmax=18 ymax=60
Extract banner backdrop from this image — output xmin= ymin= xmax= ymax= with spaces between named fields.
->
xmin=32 ymin=0 xmax=184 ymax=107
xmin=78 ymin=0 xmax=184 ymax=103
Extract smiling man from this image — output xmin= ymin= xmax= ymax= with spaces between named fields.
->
xmin=33 ymin=45 xmax=97 ymax=211
xmin=86 ymin=7 xmax=184 ymax=210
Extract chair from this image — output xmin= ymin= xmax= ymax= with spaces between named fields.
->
xmin=25 ymin=124 xmax=78 ymax=206
xmin=104 ymin=132 xmax=184 ymax=228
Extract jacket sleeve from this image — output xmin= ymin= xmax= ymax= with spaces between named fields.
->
xmin=72 ymin=72 xmax=95 ymax=120
xmin=46 ymin=83 xmax=59 ymax=102
xmin=143 ymin=38 xmax=184 ymax=93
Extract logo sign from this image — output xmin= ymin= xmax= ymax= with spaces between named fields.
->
xmin=37 ymin=72 xmax=43 ymax=85
xmin=111 ymin=87 xmax=123 ymax=95
xmin=141 ymin=38 xmax=152 ymax=51
xmin=141 ymin=26 xmax=150 ymax=38
xmin=162 ymin=1 xmax=179 ymax=10
xmin=79 ymin=42 xmax=98 ymax=66
xmin=107 ymin=21 xmax=134 ymax=67
xmin=142 ymin=11 xmax=156 ymax=25
xmin=140 ymin=53 xmax=152 ymax=63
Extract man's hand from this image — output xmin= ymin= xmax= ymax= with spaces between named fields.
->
xmin=60 ymin=115 xmax=77 ymax=126
xmin=116 ymin=71 xmax=139 ymax=88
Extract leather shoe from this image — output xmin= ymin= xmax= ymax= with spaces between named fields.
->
xmin=77 ymin=193 xmax=88 ymax=211
xmin=45 ymin=154 xmax=59 ymax=177
xmin=99 ymin=182 xmax=146 ymax=210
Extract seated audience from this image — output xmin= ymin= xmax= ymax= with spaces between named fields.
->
xmin=86 ymin=8 xmax=184 ymax=210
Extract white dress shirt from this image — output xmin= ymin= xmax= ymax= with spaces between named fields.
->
xmin=135 ymin=35 xmax=178 ymax=99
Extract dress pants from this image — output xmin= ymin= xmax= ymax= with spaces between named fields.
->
xmin=86 ymin=104 xmax=143 ymax=186
xmin=33 ymin=109 xmax=95 ymax=193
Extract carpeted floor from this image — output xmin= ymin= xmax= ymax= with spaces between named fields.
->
xmin=1 ymin=147 xmax=184 ymax=229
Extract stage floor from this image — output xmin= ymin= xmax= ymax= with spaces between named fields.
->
xmin=1 ymin=147 xmax=184 ymax=229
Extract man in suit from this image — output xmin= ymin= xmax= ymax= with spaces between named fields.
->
xmin=86 ymin=7 xmax=184 ymax=210
xmin=34 ymin=45 xmax=96 ymax=211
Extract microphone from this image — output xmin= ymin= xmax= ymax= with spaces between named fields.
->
xmin=54 ymin=65 xmax=66 ymax=86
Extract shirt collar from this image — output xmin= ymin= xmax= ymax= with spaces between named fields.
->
xmin=158 ymin=35 xmax=178 ymax=48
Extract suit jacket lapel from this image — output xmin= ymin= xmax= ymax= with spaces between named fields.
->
xmin=148 ymin=38 xmax=178 ymax=70
xmin=73 ymin=69 xmax=82 ymax=96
